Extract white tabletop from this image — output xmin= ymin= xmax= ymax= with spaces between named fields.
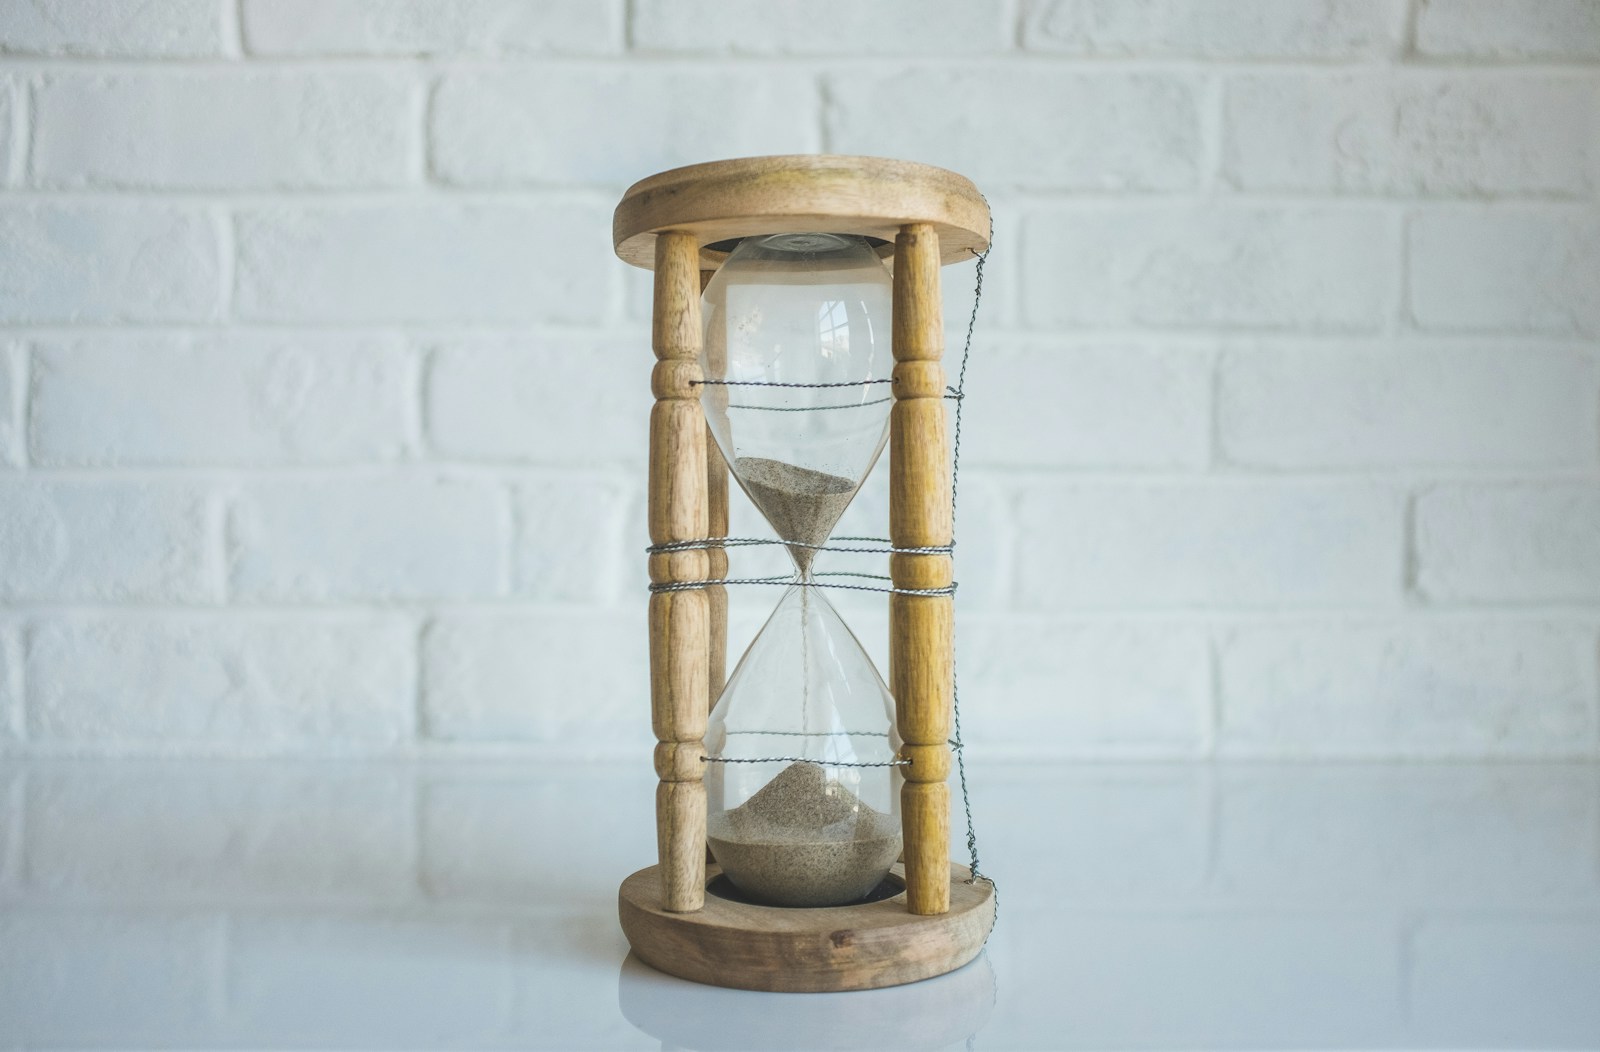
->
xmin=1 ymin=758 xmax=1596 ymax=1050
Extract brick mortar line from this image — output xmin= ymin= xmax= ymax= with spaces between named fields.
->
xmin=3 ymin=603 xmax=1597 ymax=621
xmin=0 ymin=465 xmax=650 ymax=480
xmin=407 ymin=69 xmax=430 ymax=188
xmin=219 ymin=0 xmax=243 ymax=59
xmin=205 ymin=487 xmax=231 ymax=606
xmin=0 ymin=188 xmax=622 ymax=203
xmin=2 ymin=324 xmax=1594 ymax=348
xmin=3 ymin=188 xmax=1598 ymax=206
xmin=1205 ymin=346 xmax=1223 ymax=471
xmin=5 ymin=465 xmax=1599 ymax=482
xmin=1201 ymin=632 xmax=1221 ymax=759
xmin=2 ymin=54 xmax=1597 ymax=72
xmin=4 ymin=740 xmax=1597 ymax=763
xmin=6 ymin=342 xmax=27 ymax=469
xmin=3 ymin=77 xmax=27 ymax=187
xmin=1593 ymin=633 xmax=1600 ymax=755
xmin=1003 ymin=0 xmax=1023 ymax=50
xmin=1198 ymin=69 xmax=1225 ymax=197
xmin=1401 ymin=0 xmax=1423 ymax=59
xmin=1383 ymin=203 xmax=1408 ymax=338
xmin=400 ymin=342 xmax=429 ymax=462
xmin=1402 ymin=488 xmax=1424 ymax=608
xmin=2 ymin=624 xmax=23 ymax=744
xmin=213 ymin=205 xmax=234 ymax=322
xmin=3 ymin=322 xmax=1591 ymax=340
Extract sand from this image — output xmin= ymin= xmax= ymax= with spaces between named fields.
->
xmin=734 ymin=457 xmax=855 ymax=575
xmin=707 ymin=760 xmax=902 ymax=908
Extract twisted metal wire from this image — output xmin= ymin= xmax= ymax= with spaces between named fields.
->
xmin=695 ymin=379 xmax=962 ymax=414
xmin=706 ymin=756 xmax=910 ymax=768
xmin=947 ymin=234 xmax=995 ymax=907
xmin=694 ymin=378 xmax=894 ymax=389
xmin=725 ymin=395 xmax=896 ymax=412
xmin=650 ymin=536 xmax=953 ymax=557
xmin=647 ymin=573 xmax=956 ymax=598
xmin=701 ymin=733 xmax=964 ymax=770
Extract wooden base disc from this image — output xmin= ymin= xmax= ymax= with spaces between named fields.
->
xmin=618 ymin=861 xmax=995 ymax=993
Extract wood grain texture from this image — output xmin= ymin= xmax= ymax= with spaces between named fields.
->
xmin=619 ymin=862 xmax=994 ymax=992
xmin=648 ymin=590 xmax=708 ymax=744
xmin=890 ymin=223 xmax=953 ymax=917
xmin=615 ymin=155 xmax=991 ymax=271
xmin=902 ymin=782 xmax=951 ymax=916
xmin=648 ymin=230 xmax=710 ymax=913
xmin=655 ymin=780 xmax=707 ymax=913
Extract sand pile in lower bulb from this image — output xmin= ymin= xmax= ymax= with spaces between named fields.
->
xmin=735 ymin=457 xmax=855 ymax=575
xmin=707 ymin=760 xmax=902 ymax=908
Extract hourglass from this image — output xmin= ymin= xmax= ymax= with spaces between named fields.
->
xmin=613 ymin=156 xmax=995 ymax=992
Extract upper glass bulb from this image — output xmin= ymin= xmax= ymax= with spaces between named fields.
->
xmin=700 ymin=233 xmax=894 ymax=574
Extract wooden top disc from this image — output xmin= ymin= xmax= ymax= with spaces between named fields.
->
xmin=613 ymin=155 xmax=990 ymax=271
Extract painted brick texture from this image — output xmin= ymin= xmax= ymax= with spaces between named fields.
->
xmin=0 ymin=0 xmax=1594 ymax=762
xmin=32 ymin=72 xmax=418 ymax=191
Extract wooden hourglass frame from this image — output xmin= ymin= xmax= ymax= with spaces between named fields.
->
xmin=613 ymin=156 xmax=995 ymax=993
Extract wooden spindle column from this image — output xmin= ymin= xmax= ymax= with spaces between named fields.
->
xmin=889 ymin=222 xmax=953 ymax=916
xmin=648 ymin=230 xmax=710 ymax=913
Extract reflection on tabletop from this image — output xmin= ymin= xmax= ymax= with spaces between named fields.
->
xmin=619 ymin=949 xmax=994 ymax=1051
xmin=0 ymin=759 xmax=1597 ymax=1049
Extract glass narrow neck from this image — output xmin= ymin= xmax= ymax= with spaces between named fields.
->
xmin=787 ymin=542 xmax=818 ymax=581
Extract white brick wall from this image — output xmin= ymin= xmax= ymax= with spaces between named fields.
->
xmin=233 ymin=204 xmax=613 ymax=323
xmin=1023 ymin=206 xmax=1396 ymax=330
xmin=240 ymin=0 xmax=621 ymax=57
xmin=1415 ymin=483 xmax=1600 ymax=602
xmin=827 ymin=70 xmax=1202 ymax=191
xmin=1218 ymin=342 xmax=1599 ymax=468
xmin=1415 ymin=0 xmax=1600 ymax=60
xmin=431 ymin=69 xmax=819 ymax=185
xmin=0 ymin=205 xmax=222 ymax=322
xmin=26 ymin=614 xmax=417 ymax=748
xmin=1022 ymin=0 xmax=1408 ymax=58
xmin=1014 ymin=482 xmax=1406 ymax=608
xmin=31 ymin=334 xmax=412 ymax=466
xmin=1217 ymin=620 xmax=1599 ymax=757
xmin=633 ymin=0 xmax=1008 ymax=55
xmin=1408 ymin=210 xmax=1600 ymax=335
xmin=0 ymin=481 xmax=214 ymax=602
xmin=0 ymin=0 xmax=1595 ymax=761
xmin=228 ymin=477 xmax=506 ymax=601
xmin=33 ymin=72 xmax=418 ymax=190
xmin=0 ymin=0 xmax=226 ymax=57
xmin=1221 ymin=72 xmax=1596 ymax=197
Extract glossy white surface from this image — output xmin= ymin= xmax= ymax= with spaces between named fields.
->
xmin=1 ymin=759 xmax=1597 ymax=1050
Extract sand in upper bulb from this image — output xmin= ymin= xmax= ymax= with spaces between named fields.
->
xmin=735 ymin=457 xmax=856 ymax=575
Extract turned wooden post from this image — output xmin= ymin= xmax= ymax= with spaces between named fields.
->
xmin=648 ymin=230 xmax=710 ymax=913
xmin=890 ymin=222 xmax=952 ymax=916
